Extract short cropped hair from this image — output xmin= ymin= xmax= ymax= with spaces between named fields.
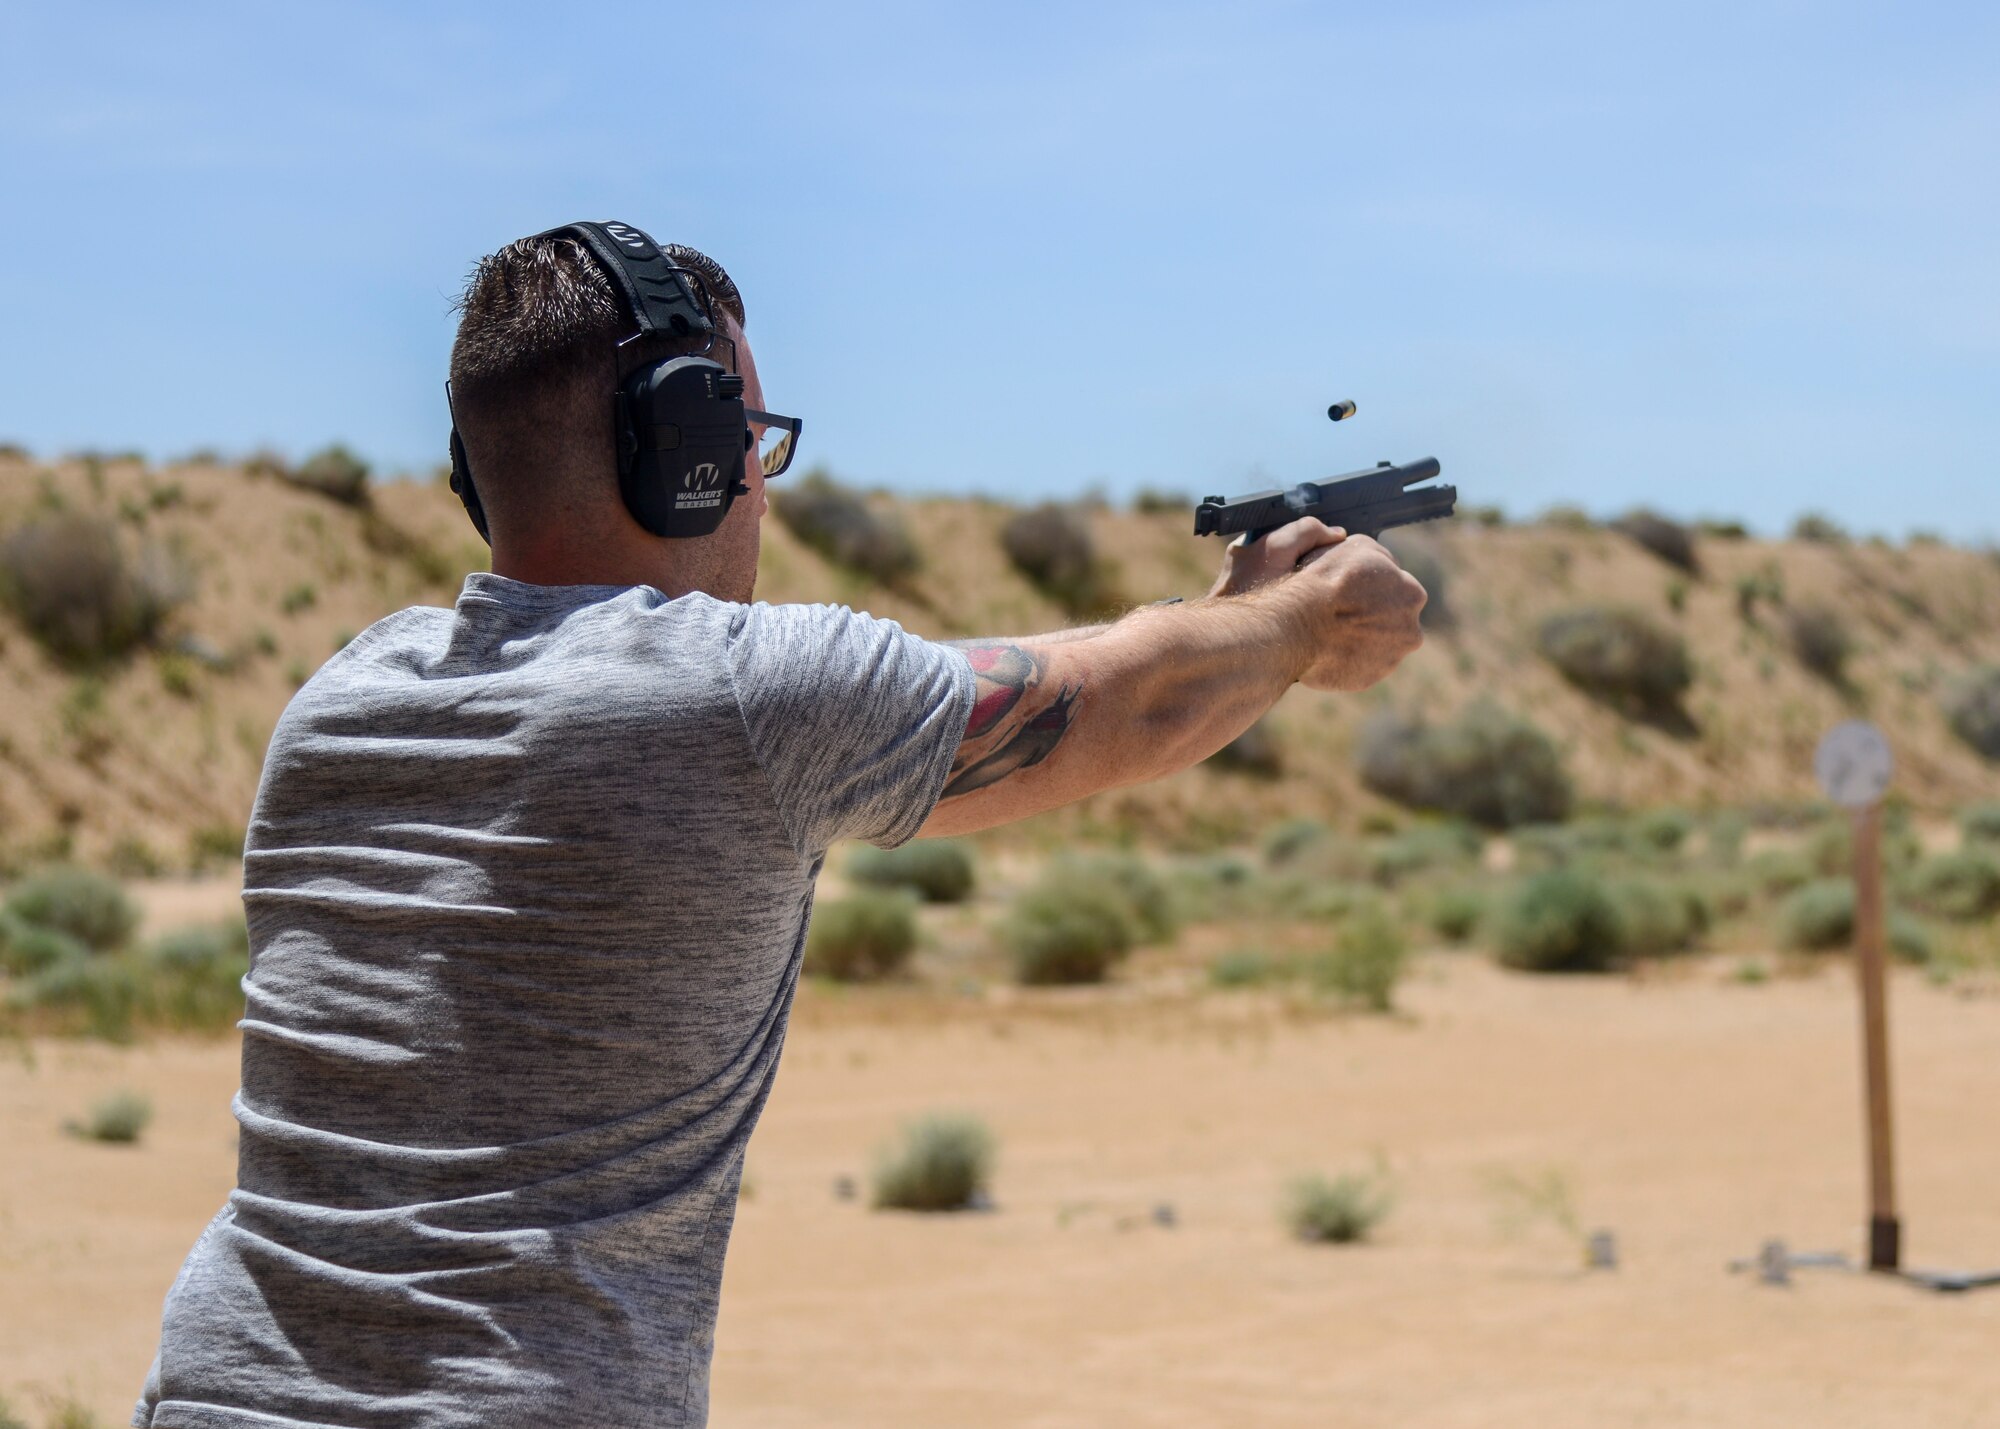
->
xmin=447 ymin=233 xmax=744 ymax=503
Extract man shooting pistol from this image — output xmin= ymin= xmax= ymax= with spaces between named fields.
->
xmin=133 ymin=226 xmax=1430 ymax=1429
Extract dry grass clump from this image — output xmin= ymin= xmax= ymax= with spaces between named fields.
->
xmin=1611 ymin=510 xmax=1698 ymax=573
xmin=1001 ymin=504 xmax=1115 ymax=614
xmin=1536 ymin=606 xmax=1692 ymax=716
xmin=847 ymin=840 xmax=975 ymax=904
xmin=1941 ymin=667 xmax=2000 ymax=761
xmin=0 ymin=513 xmax=190 ymax=664
xmin=804 ymin=891 xmax=918 ymax=981
xmin=773 ymin=471 xmax=920 ymax=584
xmin=1355 ymin=701 xmax=1571 ymax=828
xmin=872 ymin=1113 xmax=994 ymax=1212
xmin=1285 ymin=1166 xmax=1392 ymax=1244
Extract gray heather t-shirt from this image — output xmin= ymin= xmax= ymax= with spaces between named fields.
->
xmin=135 ymin=573 xmax=974 ymax=1429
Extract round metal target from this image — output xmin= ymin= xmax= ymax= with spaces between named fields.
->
xmin=1814 ymin=721 xmax=1893 ymax=809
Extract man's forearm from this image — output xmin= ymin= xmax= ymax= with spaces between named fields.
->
xmin=919 ymin=592 xmax=1310 ymax=836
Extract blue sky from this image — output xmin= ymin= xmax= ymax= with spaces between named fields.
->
xmin=2 ymin=1 xmax=1995 ymax=538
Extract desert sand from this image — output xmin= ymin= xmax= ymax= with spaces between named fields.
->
xmin=6 ymin=948 xmax=2000 ymax=1427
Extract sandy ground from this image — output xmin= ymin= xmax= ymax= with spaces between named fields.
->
xmin=6 ymin=954 xmax=2000 ymax=1427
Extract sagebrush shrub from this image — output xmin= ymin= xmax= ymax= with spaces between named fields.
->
xmin=1072 ymin=853 xmax=1179 ymax=942
xmin=3 ymin=867 xmax=139 ymax=951
xmin=1208 ymin=949 xmax=1275 ymax=988
xmin=1635 ymin=808 xmax=1693 ymax=854
xmin=804 ymin=891 xmax=918 ymax=981
xmin=1942 ymin=667 xmax=2000 ymax=761
xmin=1779 ymin=879 xmax=1853 ymax=950
xmin=1263 ymin=818 xmax=1329 ymax=867
xmin=1611 ymin=510 xmax=1698 ymax=572
xmin=1536 ymin=606 xmax=1692 ymax=713
xmin=1310 ymin=904 xmax=1408 ymax=1011
xmin=0 ymin=913 xmax=89 ymax=976
xmin=1355 ymin=701 xmax=1571 ymax=828
xmin=1791 ymin=512 xmax=1847 ymax=544
xmin=0 ymin=514 xmax=189 ymax=664
xmin=1269 ymin=878 xmax=1378 ymax=923
xmin=1747 ymin=848 xmax=1814 ymax=897
xmin=1960 ymin=804 xmax=2000 ymax=847
xmin=1805 ymin=818 xmax=1920 ymax=878
xmin=1605 ymin=877 xmax=1703 ymax=957
xmin=1365 ymin=822 xmax=1482 ymax=887
xmin=1000 ymin=504 xmax=1114 ymax=614
xmin=1002 ymin=876 xmax=1135 ymax=985
xmin=872 ymin=1113 xmax=994 ymax=1211
xmin=284 ymin=444 xmax=370 ymax=504
xmin=1492 ymin=870 xmax=1625 ymax=972
xmin=1174 ymin=855 xmax=1259 ymax=922
xmin=1777 ymin=879 xmax=1931 ymax=961
xmin=1905 ymin=851 xmax=2000 ymax=922
xmin=772 ymin=472 xmax=921 ymax=584
xmin=9 ymin=951 xmax=148 ymax=1040
xmin=1286 ymin=1168 xmax=1392 ymax=1244
xmin=1787 ymin=605 xmax=1853 ymax=685
xmin=73 ymin=1089 xmax=153 ymax=1144
xmin=188 ymin=824 xmax=246 ymax=871
xmin=1427 ymin=885 xmax=1487 ymax=943
xmin=145 ymin=922 xmax=250 ymax=1030
xmin=847 ymin=841 xmax=975 ymax=903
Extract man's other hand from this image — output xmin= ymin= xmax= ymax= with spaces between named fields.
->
xmin=1207 ymin=518 xmax=1346 ymax=598
xmin=1289 ymin=534 xmax=1427 ymax=692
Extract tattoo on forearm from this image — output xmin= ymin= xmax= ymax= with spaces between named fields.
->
xmin=942 ymin=643 xmax=1080 ymax=800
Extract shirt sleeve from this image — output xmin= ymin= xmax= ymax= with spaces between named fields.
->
xmin=728 ymin=602 xmax=975 ymax=857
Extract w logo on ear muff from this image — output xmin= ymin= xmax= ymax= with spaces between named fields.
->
xmin=447 ymin=219 xmax=773 ymax=545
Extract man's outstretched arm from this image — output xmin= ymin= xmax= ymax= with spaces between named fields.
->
xmin=919 ymin=530 xmax=1426 ymax=837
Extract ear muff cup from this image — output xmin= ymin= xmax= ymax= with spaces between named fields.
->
xmin=617 ymin=355 xmax=751 ymax=539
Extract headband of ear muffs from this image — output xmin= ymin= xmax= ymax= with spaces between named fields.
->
xmin=447 ymin=220 xmax=752 ymax=544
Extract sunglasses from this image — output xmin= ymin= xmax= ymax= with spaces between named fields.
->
xmin=745 ymin=409 xmax=801 ymax=479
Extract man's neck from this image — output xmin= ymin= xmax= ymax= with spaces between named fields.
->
xmin=491 ymin=525 xmax=669 ymax=591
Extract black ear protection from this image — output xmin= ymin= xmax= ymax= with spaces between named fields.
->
xmin=448 ymin=219 xmax=766 ymax=544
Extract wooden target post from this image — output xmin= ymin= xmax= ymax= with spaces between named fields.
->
xmin=1814 ymin=722 xmax=1898 ymax=1272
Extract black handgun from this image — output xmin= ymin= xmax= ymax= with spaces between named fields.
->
xmin=1193 ymin=402 xmax=1454 ymax=543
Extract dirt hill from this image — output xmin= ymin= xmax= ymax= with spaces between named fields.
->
xmin=2 ymin=451 xmax=1998 ymax=868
